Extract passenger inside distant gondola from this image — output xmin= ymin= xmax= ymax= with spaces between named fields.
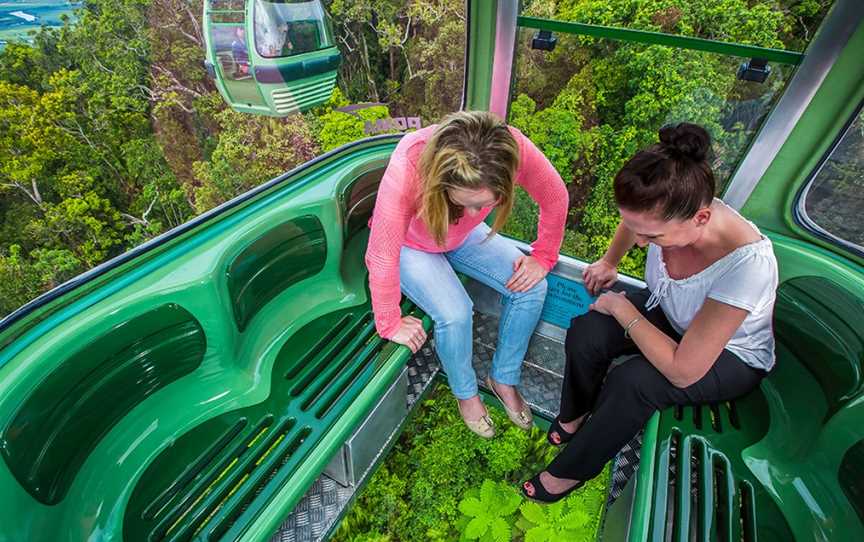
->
xmin=230 ymin=26 xmax=250 ymax=77
xmin=255 ymin=0 xmax=292 ymax=57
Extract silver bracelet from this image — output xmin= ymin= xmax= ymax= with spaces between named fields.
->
xmin=624 ymin=316 xmax=644 ymax=339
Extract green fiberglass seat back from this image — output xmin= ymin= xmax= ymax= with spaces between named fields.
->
xmin=743 ymin=276 xmax=864 ymax=541
xmin=204 ymin=0 xmax=340 ymax=116
xmin=644 ymin=275 xmax=864 ymax=541
xmin=0 ymin=136 xmax=426 ymax=542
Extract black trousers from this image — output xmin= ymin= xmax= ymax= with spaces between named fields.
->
xmin=546 ymin=289 xmax=766 ymax=481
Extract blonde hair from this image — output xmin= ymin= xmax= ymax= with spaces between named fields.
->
xmin=418 ymin=111 xmax=520 ymax=247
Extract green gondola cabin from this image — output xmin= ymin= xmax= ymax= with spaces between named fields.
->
xmin=204 ymin=0 xmax=340 ymax=116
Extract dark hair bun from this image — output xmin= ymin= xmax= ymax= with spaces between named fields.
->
xmin=658 ymin=122 xmax=711 ymax=161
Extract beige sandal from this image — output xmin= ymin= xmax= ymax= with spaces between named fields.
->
xmin=457 ymin=399 xmax=495 ymax=439
xmin=486 ymin=376 xmax=534 ymax=430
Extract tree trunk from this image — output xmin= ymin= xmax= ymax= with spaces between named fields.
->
xmin=361 ymin=32 xmax=379 ymax=102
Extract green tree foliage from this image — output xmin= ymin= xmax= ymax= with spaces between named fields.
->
xmin=396 ymin=0 xmax=466 ymax=120
xmin=780 ymin=0 xmax=833 ymax=49
xmin=327 ymin=0 xmax=465 ymax=122
xmin=0 ymin=245 xmax=80 ymax=315
xmin=334 ymin=385 xmax=607 ymax=541
xmin=0 ymin=0 xmax=469 ymax=316
xmin=314 ymin=105 xmax=393 ymax=152
xmin=145 ymin=0 xmax=216 ymax=191
xmin=516 ymin=483 xmax=606 ymax=542
xmin=332 ymin=385 xmax=592 ymax=541
xmin=456 ymin=480 xmax=522 ymax=542
xmin=0 ymin=0 xmax=194 ymax=315
xmin=192 ymin=109 xmax=320 ymax=212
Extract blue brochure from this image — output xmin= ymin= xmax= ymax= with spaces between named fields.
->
xmin=539 ymin=274 xmax=597 ymax=329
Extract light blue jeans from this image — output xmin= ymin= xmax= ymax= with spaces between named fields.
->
xmin=400 ymin=222 xmax=548 ymax=399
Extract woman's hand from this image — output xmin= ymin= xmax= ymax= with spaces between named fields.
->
xmin=589 ymin=291 xmax=630 ymax=317
xmin=389 ymin=315 xmax=427 ymax=353
xmin=506 ymin=255 xmax=548 ymax=292
xmin=583 ymin=258 xmax=618 ymax=295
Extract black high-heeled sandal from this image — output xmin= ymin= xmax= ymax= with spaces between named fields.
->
xmin=521 ymin=472 xmax=585 ymax=504
xmin=547 ymin=417 xmax=576 ymax=446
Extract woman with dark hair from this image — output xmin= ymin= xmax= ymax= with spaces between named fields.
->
xmin=522 ymin=123 xmax=778 ymax=502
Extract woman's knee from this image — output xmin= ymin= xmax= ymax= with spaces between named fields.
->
xmin=504 ymin=276 xmax=547 ymax=304
xmin=431 ymin=296 xmax=474 ymax=329
xmin=530 ymin=276 xmax=548 ymax=298
xmin=565 ymin=310 xmax=620 ymax=352
xmin=603 ymin=358 xmax=669 ymax=407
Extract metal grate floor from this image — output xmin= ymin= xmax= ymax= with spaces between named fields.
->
xmin=269 ymin=311 xmax=642 ymax=541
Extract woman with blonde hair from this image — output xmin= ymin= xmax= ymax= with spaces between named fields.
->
xmin=365 ymin=110 xmax=569 ymax=437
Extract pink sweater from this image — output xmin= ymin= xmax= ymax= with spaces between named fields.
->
xmin=365 ymin=125 xmax=569 ymax=339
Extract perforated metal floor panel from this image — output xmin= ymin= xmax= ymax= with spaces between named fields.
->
xmin=471 ymin=312 xmax=566 ymax=418
xmin=269 ymin=311 xmax=642 ymax=541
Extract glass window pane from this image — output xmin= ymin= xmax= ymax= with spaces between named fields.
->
xmin=0 ymin=0 xmax=466 ymax=317
xmin=520 ymin=0 xmax=831 ymax=52
xmin=505 ymin=26 xmax=798 ymax=276
xmin=209 ymin=24 xmax=266 ymax=106
xmin=211 ymin=12 xmax=244 ymax=24
xmin=210 ymin=0 xmax=245 ymax=12
xmin=254 ymin=0 xmax=331 ymax=58
xmin=800 ymin=106 xmax=864 ymax=253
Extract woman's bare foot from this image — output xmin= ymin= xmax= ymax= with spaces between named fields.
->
xmin=488 ymin=379 xmax=527 ymax=413
xmin=457 ymin=395 xmax=495 ymax=438
xmin=457 ymin=395 xmax=488 ymax=420
xmin=558 ymin=415 xmax=585 ymax=434
xmin=540 ymin=471 xmax=581 ymax=493
xmin=523 ymin=471 xmax=582 ymax=497
xmin=549 ymin=414 xmax=586 ymax=445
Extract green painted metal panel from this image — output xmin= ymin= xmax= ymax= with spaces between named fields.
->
xmin=339 ymin=169 xmax=380 ymax=245
xmin=767 ymin=232 xmax=864 ymax=307
xmin=463 ymin=0 xmax=497 ymax=111
xmin=258 ymin=48 xmax=341 ymax=116
xmin=517 ymin=16 xmax=804 ymax=65
xmin=623 ymin=412 xmax=659 ymax=542
xmin=740 ymin=277 xmax=864 ymax=541
xmin=840 ymin=440 xmax=864 ymax=525
xmin=227 ymin=216 xmax=327 ymax=332
xmin=773 ymin=276 xmax=864 ymax=419
xmin=272 ymin=49 xmax=340 ymax=82
xmin=1 ymin=303 xmax=206 ymax=505
xmin=645 ymin=395 xmax=790 ymax=542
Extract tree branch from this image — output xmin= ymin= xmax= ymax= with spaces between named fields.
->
xmin=401 ymin=15 xmax=412 ymax=45
xmin=121 ymin=191 xmax=158 ymax=227
xmin=1 ymin=180 xmax=44 ymax=208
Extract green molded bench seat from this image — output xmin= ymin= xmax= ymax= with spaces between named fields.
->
xmin=0 ymin=137 xmax=426 ymax=542
xmin=646 ymin=387 xmax=790 ymax=540
xmin=123 ymin=297 xmax=423 ymax=542
xmin=644 ymin=276 xmax=864 ymax=541
xmin=2 ymin=303 xmax=207 ymax=506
